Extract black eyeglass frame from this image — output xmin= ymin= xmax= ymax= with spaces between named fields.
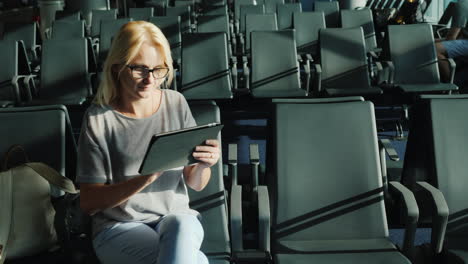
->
xmin=126 ymin=65 xmax=170 ymax=79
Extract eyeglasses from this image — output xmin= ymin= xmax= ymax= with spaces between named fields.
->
xmin=126 ymin=65 xmax=169 ymax=79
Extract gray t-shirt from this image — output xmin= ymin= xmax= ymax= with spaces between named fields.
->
xmin=76 ymin=89 xmax=198 ymax=236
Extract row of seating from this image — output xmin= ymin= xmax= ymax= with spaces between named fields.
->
xmin=1 ymin=94 xmax=466 ymax=263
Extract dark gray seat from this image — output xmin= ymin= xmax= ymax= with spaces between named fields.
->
xmin=340 ymin=8 xmax=378 ymax=54
xmin=402 ymin=95 xmax=468 ymax=263
xmin=166 ymin=6 xmax=192 ymax=33
xmin=239 ymin=4 xmax=265 ymax=35
xmin=51 ymin=20 xmax=85 ymax=39
xmin=293 ymin=11 xmax=325 ymax=57
xmin=244 ymin=13 xmax=278 ymax=54
xmin=251 ymin=30 xmax=308 ymax=98
xmin=150 ymin=16 xmax=182 ymax=67
xmin=263 ymin=97 xmax=417 ymax=264
xmin=181 ymin=33 xmax=233 ymax=100
xmin=188 ymin=100 xmax=236 ymax=264
xmin=98 ymin=18 xmax=132 ymax=63
xmin=129 ymin=7 xmax=154 ymax=21
xmin=3 ymin=22 xmax=41 ymax=64
xmin=319 ymin=27 xmax=382 ymax=97
xmin=90 ymin=9 xmax=117 ymax=38
xmin=314 ymin=1 xmax=340 ymax=28
xmin=276 ymin=3 xmax=302 ymax=30
xmin=0 ymin=104 xmax=77 ymax=181
xmin=386 ymin=24 xmax=458 ymax=93
xmin=33 ymin=38 xmax=92 ymax=106
xmin=263 ymin=0 xmax=285 ymax=14
xmin=0 ymin=40 xmax=35 ymax=107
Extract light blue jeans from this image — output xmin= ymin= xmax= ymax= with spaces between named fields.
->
xmin=93 ymin=214 xmax=209 ymax=264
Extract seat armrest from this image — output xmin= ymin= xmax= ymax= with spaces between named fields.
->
xmin=250 ymin=144 xmax=260 ymax=187
xmin=415 ymin=181 xmax=449 ymax=254
xmin=230 ymin=184 xmax=243 ymax=251
xmin=231 ymin=57 xmax=238 ymax=91
xmin=242 ymin=55 xmax=250 ymax=90
xmin=388 ymin=181 xmax=419 ymax=259
xmin=312 ymin=64 xmax=322 ymax=96
xmin=229 ymin=143 xmax=238 ymax=186
xmin=299 ymin=54 xmax=312 ymax=95
xmin=379 ymin=138 xmax=400 ymax=161
xmin=381 ymin=61 xmax=394 ymax=84
xmin=438 ymin=58 xmax=456 ymax=84
xmin=257 ymin=185 xmax=270 ymax=253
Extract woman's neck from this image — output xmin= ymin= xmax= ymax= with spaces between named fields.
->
xmin=113 ymin=89 xmax=163 ymax=119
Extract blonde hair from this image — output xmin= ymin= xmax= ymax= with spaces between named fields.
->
xmin=94 ymin=21 xmax=174 ymax=106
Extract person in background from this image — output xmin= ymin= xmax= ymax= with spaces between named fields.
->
xmin=436 ymin=0 xmax=468 ymax=82
xmin=76 ymin=21 xmax=219 ymax=264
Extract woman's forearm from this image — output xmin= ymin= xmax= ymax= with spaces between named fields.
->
xmin=80 ymin=173 xmax=160 ymax=215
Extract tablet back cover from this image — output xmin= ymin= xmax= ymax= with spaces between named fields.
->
xmin=139 ymin=124 xmax=223 ymax=174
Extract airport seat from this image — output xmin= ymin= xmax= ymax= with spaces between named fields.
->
xmin=293 ymin=11 xmax=325 ymax=58
xmin=385 ymin=24 xmax=458 ymax=94
xmin=260 ymin=97 xmax=417 ymax=263
xmin=188 ymin=100 xmax=240 ymax=264
xmin=276 ymin=3 xmax=302 ymax=30
xmin=263 ymin=0 xmax=285 ymax=14
xmin=166 ymin=6 xmax=192 ymax=34
xmin=243 ymin=13 xmax=278 ymax=55
xmin=239 ymin=4 xmax=265 ymax=36
xmin=250 ymin=30 xmax=311 ymax=98
xmin=51 ymin=20 xmax=86 ymax=40
xmin=0 ymin=40 xmax=35 ymax=107
xmin=401 ymin=95 xmax=468 ymax=263
xmin=314 ymin=1 xmax=340 ymax=28
xmin=3 ymin=22 xmax=41 ymax=65
xmin=55 ymin=10 xmax=83 ymax=21
xmin=0 ymin=104 xmax=77 ymax=182
xmin=90 ymin=9 xmax=117 ymax=38
xmin=196 ymin=14 xmax=234 ymax=57
xmin=181 ymin=33 xmax=234 ymax=100
xmin=150 ymin=16 xmax=182 ymax=68
xmin=340 ymin=8 xmax=379 ymax=54
xmin=32 ymin=38 xmax=92 ymax=106
xmin=98 ymin=18 xmax=132 ymax=63
xmin=129 ymin=7 xmax=154 ymax=21
xmin=319 ymin=27 xmax=383 ymax=97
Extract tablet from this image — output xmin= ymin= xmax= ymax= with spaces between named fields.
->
xmin=138 ymin=123 xmax=224 ymax=174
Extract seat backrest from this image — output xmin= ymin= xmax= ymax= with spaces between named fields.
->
xmin=277 ymin=3 xmax=302 ymax=30
xmin=202 ymin=4 xmax=229 ymax=16
xmin=197 ymin=14 xmax=230 ymax=38
xmin=314 ymin=1 xmax=340 ymax=28
xmin=245 ymin=13 xmax=278 ymax=52
xmin=4 ymin=22 xmax=39 ymax=62
xmin=270 ymin=97 xmax=388 ymax=242
xmin=240 ymin=4 xmax=265 ymax=34
xmin=181 ymin=33 xmax=232 ymax=100
xmin=293 ymin=11 xmax=325 ymax=55
xmin=51 ymin=20 xmax=85 ymax=40
xmin=402 ymin=95 xmax=468 ymax=240
xmin=150 ymin=16 xmax=182 ymax=63
xmin=235 ymin=0 xmax=257 ymax=21
xmin=319 ymin=27 xmax=371 ymax=90
xmin=188 ymin=100 xmax=231 ymax=259
xmin=263 ymin=0 xmax=285 ymax=14
xmin=166 ymin=6 xmax=192 ymax=33
xmin=40 ymin=38 xmax=91 ymax=103
xmin=251 ymin=30 xmax=305 ymax=98
xmin=0 ymin=105 xmax=76 ymax=180
xmin=129 ymin=7 xmax=154 ymax=21
xmin=388 ymin=24 xmax=440 ymax=84
xmin=340 ymin=8 xmax=377 ymax=52
xmin=90 ymin=9 xmax=117 ymax=38
xmin=99 ymin=18 xmax=132 ymax=62
xmin=66 ymin=0 xmax=110 ymax=25
xmin=55 ymin=10 xmax=82 ymax=21
xmin=0 ymin=40 xmax=19 ymax=102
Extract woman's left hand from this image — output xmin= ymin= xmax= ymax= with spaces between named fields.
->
xmin=192 ymin=139 xmax=220 ymax=168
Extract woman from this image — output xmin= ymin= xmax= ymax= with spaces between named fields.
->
xmin=76 ymin=21 xmax=219 ymax=264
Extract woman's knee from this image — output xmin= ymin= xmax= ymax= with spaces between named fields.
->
xmin=159 ymin=214 xmax=204 ymax=240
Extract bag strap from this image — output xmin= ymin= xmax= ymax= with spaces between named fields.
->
xmin=0 ymin=170 xmax=13 ymax=264
xmin=25 ymin=163 xmax=78 ymax=194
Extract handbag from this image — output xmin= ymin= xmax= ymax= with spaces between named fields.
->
xmin=0 ymin=145 xmax=77 ymax=263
